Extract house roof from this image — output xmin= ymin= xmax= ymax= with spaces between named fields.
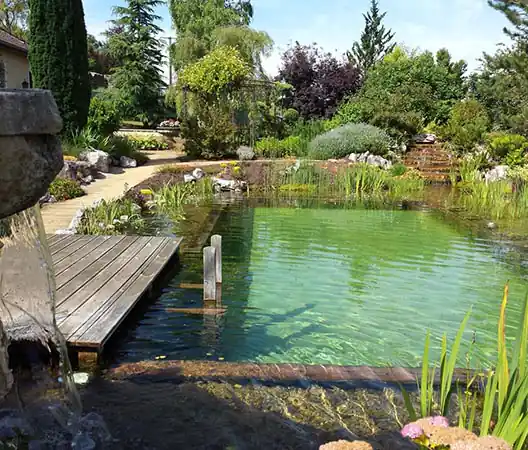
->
xmin=0 ymin=31 xmax=28 ymax=55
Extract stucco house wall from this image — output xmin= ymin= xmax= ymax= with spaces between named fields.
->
xmin=0 ymin=31 xmax=30 ymax=89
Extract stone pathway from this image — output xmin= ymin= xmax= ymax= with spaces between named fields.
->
xmin=41 ymin=150 xmax=184 ymax=233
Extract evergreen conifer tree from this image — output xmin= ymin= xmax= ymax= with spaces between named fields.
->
xmin=489 ymin=0 xmax=528 ymax=41
xmin=347 ymin=0 xmax=396 ymax=78
xmin=29 ymin=0 xmax=91 ymax=133
xmin=107 ymin=0 xmax=165 ymax=125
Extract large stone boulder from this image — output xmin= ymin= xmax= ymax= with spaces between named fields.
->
xmin=349 ymin=152 xmax=392 ymax=169
xmin=79 ymin=149 xmax=111 ymax=173
xmin=0 ymin=89 xmax=63 ymax=219
xmin=58 ymin=160 xmax=98 ymax=181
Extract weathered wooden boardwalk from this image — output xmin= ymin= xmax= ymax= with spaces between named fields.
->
xmin=48 ymin=234 xmax=182 ymax=351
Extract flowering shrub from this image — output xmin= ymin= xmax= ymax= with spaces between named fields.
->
xmin=307 ymin=123 xmax=392 ymax=160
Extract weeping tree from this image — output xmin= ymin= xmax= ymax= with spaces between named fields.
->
xmin=29 ymin=0 xmax=91 ymax=134
xmin=107 ymin=0 xmax=165 ymax=126
xmin=347 ymin=0 xmax=396 ymax=78
xmin=168 ymin=0 xmax=271 ymax=73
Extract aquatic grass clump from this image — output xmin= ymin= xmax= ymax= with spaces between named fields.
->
xmin=402 ymin=285 xmax=528 ymax=449
xmin=457 ymin=181 xmax=528 ymax=220
xmin=275 ymin=161 xmax=425 ymax=199
xmin=153 ymin=179 xmax=214 ymax=220
xmin=77 ymin=198 xmax=146 ymax=235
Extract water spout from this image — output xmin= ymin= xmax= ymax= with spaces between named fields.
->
xmin=0 ymin=89 xmax=110 ymax=448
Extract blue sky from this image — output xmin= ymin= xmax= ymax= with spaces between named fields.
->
xmin=83 ymin=0 xmax=512 ymax=77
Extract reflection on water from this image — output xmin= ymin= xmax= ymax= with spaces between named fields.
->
xmin=115 ymin=198 xmax=528 ymax=368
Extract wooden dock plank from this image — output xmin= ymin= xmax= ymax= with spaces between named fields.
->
xmin=59 ymin=237 xmax=166 ymax=339
xmin=55 ymin=236 xmax=138 ymax=301
xmin=74 ymin=238 xmax=182 ymax=346
xmin=56 ymin=237 xmax=150 ymax=320
xmin=50 ymin=234 xmax=82 ymax=254
xmin=54 ymin=236 xmax=125 ymax=281
xmin=52 ymin=235 xmax=97 ymax=265
xmin=42 ymin=234 xmax=181 ymax=351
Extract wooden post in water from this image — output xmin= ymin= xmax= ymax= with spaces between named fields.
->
xmin=211 ymin=235 xmax=222 ymax=284
xmin=203 ymin=246 xmax=217 ymax=302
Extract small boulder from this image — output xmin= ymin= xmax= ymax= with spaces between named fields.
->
xmin=81 ymin=175 xmax=94 ymax=185
xmin=236 ymin=145 xmax=255 ymax=161
xmin=413 ymin=134 xmax=436 ymax=144
xmin=39 ymin=192 xmax=57 ymax=205
xmin=79 ymin=150 xmax=111 ymax=173
xmin=484 ymin=165 xmax=509 ymax=183
xmin=184 ymin=174 xmax=196 ymax=183
xmin=212 ymin=177 xmax=247 ymax=192
xmin=192 ymin=168 xmax=205 ymax=180
xmin=349 ymin=153 xmax=358 ymax=163
xmin=120 ymin=156 xmax=137 ymax=168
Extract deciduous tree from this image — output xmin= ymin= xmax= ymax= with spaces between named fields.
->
xmin=0 ymin=0 xmax=28 ymax=40
xmin=278 ymin=43 xmax=361 ymax=119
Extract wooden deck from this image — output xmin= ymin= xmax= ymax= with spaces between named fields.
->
xmin=47 ymin=234 xmax=182 ymax=351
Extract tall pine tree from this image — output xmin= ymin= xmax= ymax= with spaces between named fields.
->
xmin=29 ymin=0 xmax=91 ymax=134
xmin=347 ymin=0 xmax=395 ymax=78
xmin=489 ymin=0 xmax=528 ymax=78
xmin=107 ymin=0 xmax=165 ymax=125
xmin=489 ymin=0 xmax=528 ymax=41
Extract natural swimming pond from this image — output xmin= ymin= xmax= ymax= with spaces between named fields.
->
xmin=115 ymin=198 xmax=528 ymax=368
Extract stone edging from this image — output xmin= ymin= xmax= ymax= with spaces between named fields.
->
xmin=108 ymin=360 xmax=472 ymax=387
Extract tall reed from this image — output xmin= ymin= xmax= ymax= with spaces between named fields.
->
xmin=402 ymin=285 xmax=528 ymax=449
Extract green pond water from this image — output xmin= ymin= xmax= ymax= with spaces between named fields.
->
xmin=117 ymin=200 xmax=528 ymax=368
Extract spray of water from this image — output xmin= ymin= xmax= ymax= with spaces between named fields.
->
xmin=0 ymin=204 xmax=112 ymax=448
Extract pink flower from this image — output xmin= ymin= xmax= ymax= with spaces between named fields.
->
xmin=401 ymin=423 xmax=424 ymax=439
xmin=430 ymin=416 xmax=449 ymax=428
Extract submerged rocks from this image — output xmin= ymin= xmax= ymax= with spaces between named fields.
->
xmin=79 ymin=149 xmax=111 ymax=173
xmin=320 ymin=441 xmax=373 ymax=450
xmin=484 ymin=165 xmax=509 ymax=183
xmin=348 ymin=152 xmax=392 ymax=169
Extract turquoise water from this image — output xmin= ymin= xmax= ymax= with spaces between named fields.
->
xmin=117 ymin=201 xmax=528 ymax=367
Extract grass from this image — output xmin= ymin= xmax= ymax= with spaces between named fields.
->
xmin=402 ymin=285 xmax=528 ymax=448
xmin=456 ymin=181 xmax=528 ymax=221
xmin=76 ymin=198 xmax=146 ymax=235
xmin=256 ymin=161 xmax=425 ymax=199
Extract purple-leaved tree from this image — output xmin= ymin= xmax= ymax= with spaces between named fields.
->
xmin=278 ymin=42 xmax=361 ymax=119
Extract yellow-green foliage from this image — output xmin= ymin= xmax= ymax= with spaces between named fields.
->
xmin=488 ymin=133 xmax=528 ymax=159
xmin=178 ymin=46 xmax=251 ymax=95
